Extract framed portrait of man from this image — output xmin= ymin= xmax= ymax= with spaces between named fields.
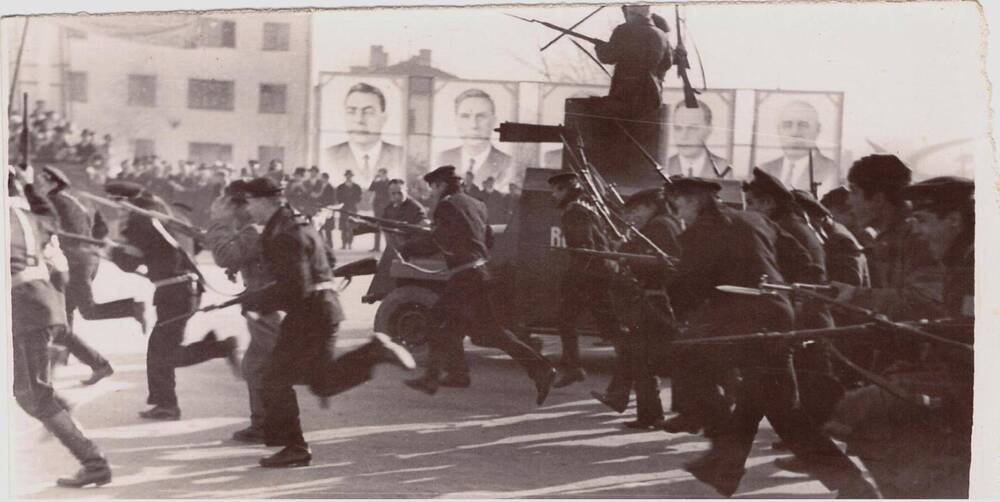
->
xmin=317 ymin=74 xmax=407 ymax=188
xmin=432 ymin=80 xmax=520 ymax=193
xmin=751 ymin=90 xmax=845 ymax=197
xmin=536 ymin=83 xmax=607 ymax=169
xmin=662 ymin=88 xmax=737 ymax=180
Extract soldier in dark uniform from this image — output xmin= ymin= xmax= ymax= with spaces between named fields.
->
xmin=238 ymin=177 xmax=415 ymax=468
xmin=662 ymin=177 xmax=876 ymax=498
xmin=822 ymin=176 xmax=973 ymax=498
xmin=401 ymin=166 xmax=556 ymax=402
xmin=792 ymin=189 xmax=870 ymax=287
xmin=105 ymin=181 xmax=241 ymax=421
xmin=205 ymin=180 xmax=282 ymax=443
xmin=594 ymin=4 xmax=672 ymax=114
xmin=599 ymin=188 xmax=682 ymax=429
xmin=548 ymin=172 xmax=628 ymax=389
xmin=35 ymin=166 xmax=143 ymax=385
xmin=362 ymin=179 xmax=429 ymax=302
xmin=8 ymin=167 xmax=111 ymax=488
xmin=336 ymin=170 xmax=363 ymax=249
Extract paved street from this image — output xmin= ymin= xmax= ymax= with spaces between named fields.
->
xmin=11 ymin=247 xmax=849 ymax=498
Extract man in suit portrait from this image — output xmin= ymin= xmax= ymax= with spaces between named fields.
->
xmin=324 ymin=82 xmax=404 ymax=188
xmin=436 ymin=88 xmax=517 ymax=192
xmin=667 ymin=99 xmax=732 ymax=179
xmin=758 ymin=99 xmax=839 ymax=197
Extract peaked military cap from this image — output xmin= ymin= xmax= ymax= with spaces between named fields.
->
xmin=847 ymin=154 xmax=911 ymax=192
xmin=791 ymin=189 xmax=831 ymax=218
xmin=743 ymin=167 xmax=794 ymax=205
xmin=225 ymin=179 xmax=250 ymax=202
xmin=546 ymin=171 xmax=580 ymax=187
xmin=105 ymin=180 xmax=147 ymax=199
xmin=41 ymin=165 xmax=71 ymax=188
xmin=820 ymin=186 xmax=850 ymax=209
xmin=243 ymin=177 xmax=283 ymax=198
xmin=624 ymin=187 xmax=664 ymax=207
xmin=901 ymin=176 xmax=974 ymax=213
xmin=663 ymin=176 xmax=722 ymax=195
xmin=423 ymin=165 xmax=461 ymax=184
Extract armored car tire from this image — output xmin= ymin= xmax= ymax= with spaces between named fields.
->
xmin=374 ymin=286 xmax=440 ymax=348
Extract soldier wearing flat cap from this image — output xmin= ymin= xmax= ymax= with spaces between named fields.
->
xmin=34 ymin=166 xmax=130 ymax=386
xmin=204 ymin=179 xmax=282 ymax=444
xmin=104 ymin=181 xmax=241 ymax=422
xmin=662 ymin=176 xmax=876 ymax=498
xmin=547 ymin=171 xmax=627 ymax=390
xmin=839 ymin=154 xmax=943 ymax=321
xmin=237 ymin=177 xmax=414 ymax=468
xmin=793 ymin=188 xmax=870 ymax=287
xmin=596 ymin=187 xmax=683 ymax=429
xmin=401 ymin=166 xmax=555 ymax=403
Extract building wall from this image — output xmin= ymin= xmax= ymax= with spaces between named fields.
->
xmin=7 ymin=12 xmax=311 ymax=170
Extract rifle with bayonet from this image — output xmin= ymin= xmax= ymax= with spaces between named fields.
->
xmin=77 ymin=191 xmax=207 ymax=241
xmin=505 ymin=14 xmax=605 ymax=46
xmin=332 ymin=208 xmax=432 ymax=236
xmin=673 ymin=6 xmax=700 ymax=108
xmin=717 ymin=279 xmax=974 ymax=355
xmin=539 ymin=245 xmax=678 ymax=268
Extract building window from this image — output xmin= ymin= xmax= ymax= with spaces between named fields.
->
xmin=188 ymin=79 xmax=234 ymax=111
xmin=188 ymin=142 xmax=233 ymax=164
xmin=258 ymin=146 xmax=285 ymax=167
xmin=67 ymin=71 xmax=88 ymax=103
xmin=196 ymin=18 xmax=236 ymax=48
xmin=262 ymin=22 xmax=290 ymax=51
xmin=127 ymin=74 xmax=157 ymax=107
xmin=132 ymin=138 xmax=156 ymax=159
xmin=258 ymin=84 xmax=287 ymax=114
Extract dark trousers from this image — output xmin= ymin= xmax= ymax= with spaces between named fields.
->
xmin=557 ymin=273 xmax=624 ymax=371
xmin=243 ymin=312 xmax=281 ymax=429
xmin=608 ymin=297 xmax=672 ymax=422
xmin=13 ymin=326 xmax=70 ymax=420
xmin=427 ymin=268 xmax=550 ymax=381
xmin=55 ymin=263 xmax=132 ymax=370
xmin=146 ymin=285 xmax=229 ymax=408
xmin=261 ymin=292 xmax=383 ymax=448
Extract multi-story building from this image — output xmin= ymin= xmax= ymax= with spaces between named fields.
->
xmin=5 ymin=11 xmax=311 ymax=170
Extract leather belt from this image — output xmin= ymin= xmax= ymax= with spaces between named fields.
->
xmin=309 ymin=281 xmax=336 ymax=293
xmin=449 ymin=258 xmax=488 ymax=275
xmin=152 ymin=273 xmax=199 ymax=289
xmin=11 ymin=265 xmax=50 ymax=288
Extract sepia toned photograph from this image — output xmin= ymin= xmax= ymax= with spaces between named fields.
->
xmin=1 ymin=0 xmax=996 ymax=499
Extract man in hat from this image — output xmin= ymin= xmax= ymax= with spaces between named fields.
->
xmin=793 ymin=188 xmax=870 ymax=287
xmin=75 ymin=129 xmax=99 ymax=164
xmin=205 ymin=180 xmax=282 ymax=443
xmin=105 ymin=181 xmax=241 ymax=421
xmin=594 ymin=5 xmax=672 ymax=115
xmin=336 ymin=169 xmax=363 ymax=250
xmin=238 ymin=177 xmax=415 ymax=468
xmin=600 ymin=187 xmax=682 ymax=429
xmin=662 ymin=177 xmax=876 ymax=498
xmin=548 ymin=171 xmax=627 ymax=389
xmin=837 ymin=154 xmax=943 ymax=321
xmin=35 ymin=166 xmax=142 ymax=385
xmin=401 ymin=166 xmax=556 ymax=402
xmin=8 ymin=165 xmax=112 ymax=488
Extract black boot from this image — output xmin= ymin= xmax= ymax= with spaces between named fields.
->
xmin=259 ymin=445 xmax=312 ymax=468
xmin=42 ymin=411 xmax=111 ymax=488
xmin=404 ymin=373 xmax=439 ymax=395
xmin=80 ymin=364 xmax=114 ymax=386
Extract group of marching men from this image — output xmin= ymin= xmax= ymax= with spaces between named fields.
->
xmin=8 ymin=147 xmax=973 ymax=497
xmin=527 ymin=154 xmax=973 ymax=498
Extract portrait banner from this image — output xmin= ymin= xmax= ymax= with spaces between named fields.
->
xmin=751 ymin=90 xmax=845 ymax=197
xmin=662 ymin=87 xmax=737 ymax=179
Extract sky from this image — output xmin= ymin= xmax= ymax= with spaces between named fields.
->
xmin=312 ymin=1 xmax=990 ymax=177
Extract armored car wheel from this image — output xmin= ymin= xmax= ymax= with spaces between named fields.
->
xmin=374 ymin=286 xmax=439 ymax=348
